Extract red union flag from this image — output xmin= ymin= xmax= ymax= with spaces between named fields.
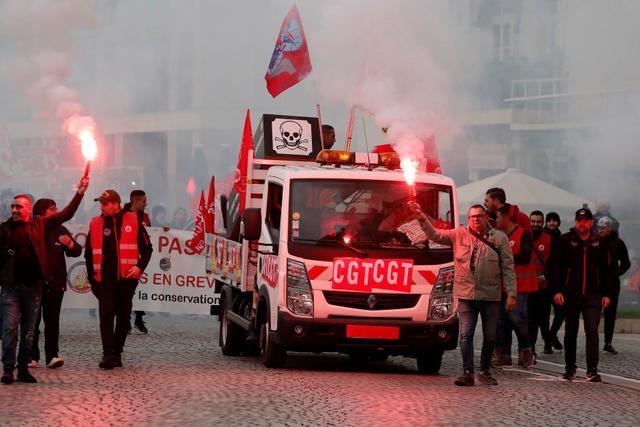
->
xmin=205 ymin=175 xmax=215 ymax=234
xmin=188 ymin=190 xmax=207 ymax=254
xmin=331 ymin=258 xmax=414 ymax=293
xmin=265 ymin=4 xmax=312 ymax=97
xmin=234 ymin=110 xmax=253 ymax=213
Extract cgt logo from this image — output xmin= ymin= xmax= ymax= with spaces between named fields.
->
xmin=67 ymin=261 xmax=91 ymax=294
xmin=332 ymin=258 xmax=414 ymax=293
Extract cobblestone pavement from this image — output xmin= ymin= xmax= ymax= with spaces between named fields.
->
xmin=0 ymin=310 xmax=639 ymax=426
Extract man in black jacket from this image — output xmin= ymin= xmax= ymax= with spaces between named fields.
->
xmin=85 ymin=189 xmax=152 ymax=370
xmin=597 ymin=216 xmax=631 ymax=354
xmin=0 ymin=176 xmax=88 ymax=384
xmin=552 ymin=208 xmax=613 ymax=382
xmin=544 ymin=211 xmax=564 ymax=351
xmin=29 ymin=199 xmax=82 ymax=369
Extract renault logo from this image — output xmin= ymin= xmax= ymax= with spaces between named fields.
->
xmin=367 ymin=294 xmax=377 ymax=309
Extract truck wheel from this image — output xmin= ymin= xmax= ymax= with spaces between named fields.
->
xmin=416 ymin=350 xmax=443 ymax=375
xmin=259 ymin=319 xmax=286 ymax=368
xmin=219 ymin=300 xmax=243 ymax=356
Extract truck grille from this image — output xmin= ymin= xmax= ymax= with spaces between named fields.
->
xmin=323 ymin=291 xmax=421 ymax=311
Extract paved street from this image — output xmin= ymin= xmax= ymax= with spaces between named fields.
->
xmin=1 ymin=310 xmax=639 ymax=426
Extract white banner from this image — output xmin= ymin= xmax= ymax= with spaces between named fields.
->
xmin=61 ymin=225 xmax=220 ymax=315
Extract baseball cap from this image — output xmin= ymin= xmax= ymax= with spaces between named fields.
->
xmin=597 ymin=216 xmax=613 ymax=228
xmin=575 ymin=207 xmax=593 ymax=221
xmin=94 ymin=189 xmax=121 ymax=204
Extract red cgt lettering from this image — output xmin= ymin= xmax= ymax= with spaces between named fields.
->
xmin=332 ymin=258 xmax=413 ymax=293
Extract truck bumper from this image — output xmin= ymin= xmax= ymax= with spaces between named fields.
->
xmin=274 ymin=310 xmax=458 ymax=357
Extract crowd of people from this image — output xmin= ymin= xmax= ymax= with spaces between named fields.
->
xmin=0 ymin=171 xmax=636 ymax=387
xmin=0 ymin=174 xmax=156 ymax=384
xmin=410 ymin=187 xmax=632 ymax=386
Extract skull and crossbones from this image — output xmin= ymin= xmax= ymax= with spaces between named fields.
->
xmin=275 ymin=121 xmax=308 ymax=151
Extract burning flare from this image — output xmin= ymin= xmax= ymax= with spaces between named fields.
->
xmin=79 ymin=129 xmax=97 ymax=161
xmin=401 ymin=157 xmax=418 ymax=197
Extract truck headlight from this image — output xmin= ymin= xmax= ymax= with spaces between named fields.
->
xmin=287 ymin=259 xmax=313 ymax=317
xmin=428 ymin=266 xmax=454 ymax=321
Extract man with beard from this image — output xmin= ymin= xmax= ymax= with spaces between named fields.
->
xmin=409 ymin=201 xmax=517 ymax=386
xmin=484 ymin=187 xmax=532 ymax=234
xmin=552 ymin=208 xmax=613 ymax=382
xmin=526 ymin=211 xmax=554 ymax=356
xmin=597 ymin=216 xmax=630 ymax=354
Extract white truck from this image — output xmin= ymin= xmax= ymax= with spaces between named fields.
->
xmin=207 ymin=114 xmax=458 ymax=373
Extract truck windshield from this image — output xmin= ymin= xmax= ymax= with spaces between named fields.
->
xmin=288 ymin=179 xmax=454 ymax=263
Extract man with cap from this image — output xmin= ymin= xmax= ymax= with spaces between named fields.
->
xmin=597 ymin=216 xmax=631 ymax=354
xmin=85 ymin=189 xmax=153 ymax=369
xmin=551 ymin=207 xmax=614 ymax=382
xmin=0 ymin=176 xmax=88 ymax=384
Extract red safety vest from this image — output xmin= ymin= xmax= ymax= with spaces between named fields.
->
xmin=531 ymin=232 xmax=552 ymax=276
xmin=509 ymin=226 xmax=539 ymax=293
xmin=89 ymin=212 xmax=139 ymax=282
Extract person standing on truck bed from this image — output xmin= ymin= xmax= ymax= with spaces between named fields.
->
xmin=408 ymin=201 xmax=517 ymax=387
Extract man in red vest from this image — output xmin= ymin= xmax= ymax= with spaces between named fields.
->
xmin=526 ymin=210 xmax=555 ymax=356
xmin=494 ymin=205 xmax=537 ymax=368
xmin=85 ymin=189 xmax=153 ymax=370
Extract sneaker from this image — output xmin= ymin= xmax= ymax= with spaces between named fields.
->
xmin=551 ymin=336 xmax=563 ymax=351
xmin=478 ymin=371 xmax=498 ymax=386
xmin=586 ymin=371 xmax=602 ymax=382
xmin=493 ymin=355 xmax=513 ymax=368
xmin=543 ymin=343 xmax=553 ymax=354
xmin=16 ymin=370 xmax=37 ymax=383
xmin=46 ymin=357 xmax=64 ymax=369
xmin=562 ymin=370 xmax=576 ymax=381
xmin=1 ymin=371 xmax=14 ymax=385
xmin=603 ymin=344 xmax=618 ymax=355
xmin=454 ymin=373 xmax=475 ymax=386
xmin=134 ymin=320 xmax=148 ymax=334
xmin=27 ymin=360 xmax=38 ymax=368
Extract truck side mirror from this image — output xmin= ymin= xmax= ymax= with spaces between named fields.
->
xmin=241 ymin=208 xmax=262 ymax=241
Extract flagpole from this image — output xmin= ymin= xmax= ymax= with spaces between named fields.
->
xmin=345 ymin=106 xmax=356 ymax=152
xmin=317 ymin=104 xmax=325 ymax=149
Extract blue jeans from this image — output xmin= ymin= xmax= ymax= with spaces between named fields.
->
xmin=457 ymin=299 xmax=501 ymax=374
xmin=497 ymin=292 xmax=531 ymax=356
xmin=1 ymin=281 xmax=43 ymax=372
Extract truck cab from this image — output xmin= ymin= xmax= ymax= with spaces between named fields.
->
xmin=211 ymin=114 xmax=458 ymax=373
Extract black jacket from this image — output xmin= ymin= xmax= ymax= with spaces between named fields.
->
xmin=602 ymin=232 xmax=631 ymax=289
xmin=0 ymin=192 xmax=83 ymax=285
xmin=84 ymin=209 xmax=153 ymax=286
xmin=551 ymin=228 xmax=614 ymax=299
xmin=44 ymin=225 xmax=82 ymax=291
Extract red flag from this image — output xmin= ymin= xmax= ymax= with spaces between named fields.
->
xmin=234 ymin=110 xmax=253 ymax=213
xmin=265 ymin=4 xmax=312 ymax=97
xmin=423 ymin=135 xmax=441 ymax=174
xmin=205 ymin=176 xmax=215 ymax=234
xmin=188 ymin=190 xmax=206 ymax=254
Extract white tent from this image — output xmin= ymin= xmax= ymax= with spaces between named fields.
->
xmin=457 ymin=169 xmax=594 ymax=221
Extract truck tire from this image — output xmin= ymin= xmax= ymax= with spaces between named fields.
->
xmin=259 ymin=318 xmax=286 ymax=368
xmin=416 ymin=350 xmax=443 ymax=375
xmin=219 ymin=300 xmax=243 ymax=356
